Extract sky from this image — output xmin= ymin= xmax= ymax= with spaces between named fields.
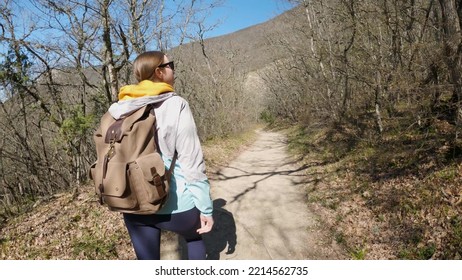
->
xmin=203 ymin=0 xmax=296 ymax=38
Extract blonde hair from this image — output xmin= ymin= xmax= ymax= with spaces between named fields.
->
xmin=132 ymin=51 xmax=165 ymax=82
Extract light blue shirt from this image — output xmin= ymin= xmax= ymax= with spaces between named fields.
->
xmin=155 ymin=156 xmax=212 ymax=216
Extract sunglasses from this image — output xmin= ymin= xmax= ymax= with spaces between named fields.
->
xmin=158 ymin=61 xmax=174 ymax=71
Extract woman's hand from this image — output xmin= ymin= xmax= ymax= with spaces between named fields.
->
xmin=197 ymin=214 xmax=214 ymax=234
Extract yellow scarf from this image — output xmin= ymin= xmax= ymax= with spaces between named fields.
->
xmin=118 ymin=80 xmax=174 ymax=101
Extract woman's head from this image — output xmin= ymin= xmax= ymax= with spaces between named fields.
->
xmin=132 ymin=51 xmax=174 ymax=86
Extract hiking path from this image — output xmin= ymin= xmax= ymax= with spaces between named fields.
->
xmin=198 ymin=129 xmax=346 ymax=260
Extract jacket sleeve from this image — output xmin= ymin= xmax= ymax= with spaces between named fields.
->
xmin=175 ymin=100 xmax=213 ymax=216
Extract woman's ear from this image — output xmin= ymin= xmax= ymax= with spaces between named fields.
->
xmin=154 ymin=67 xmax=163 ymax=81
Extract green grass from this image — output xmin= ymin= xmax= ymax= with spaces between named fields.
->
xmin=432 ymin=165 xmax=459 ymax=181
xmin=447 ymin=216 xmax=462 ymax=259
xmin=71 ymin=232 xmax=119 ymax=259
xmin=398 ymin=244 xmax=436 ymax=260
xmin=350 ymin=247 xmax=367 ymax=260
xmin=335 ymin=232 xmax=346 ymax=245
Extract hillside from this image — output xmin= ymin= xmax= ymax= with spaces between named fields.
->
xmin=171 ymin=6 xmax=299 ymax=73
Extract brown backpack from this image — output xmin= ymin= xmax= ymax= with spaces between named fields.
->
xmin=89 ymin=104 xmax=176 ymax=214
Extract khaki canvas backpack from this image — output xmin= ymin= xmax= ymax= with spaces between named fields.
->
xmin=89 ymin=104 xmax=176 ymax=214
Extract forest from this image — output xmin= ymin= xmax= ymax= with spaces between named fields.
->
xmin=1 ymin=0 xmax=462 ymax=259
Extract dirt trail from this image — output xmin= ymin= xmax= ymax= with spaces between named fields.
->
xmin=199 ymin=129 xmax=346 ymax=260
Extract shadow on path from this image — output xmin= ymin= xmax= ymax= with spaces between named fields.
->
xmin=209 ymin=162 xmax=324 ymax=204
xmin=203 ymin=199 xmax=237 ymax=260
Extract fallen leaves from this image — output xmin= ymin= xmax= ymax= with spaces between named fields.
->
xmin=0 ymin=185 xmax=134 ymax=259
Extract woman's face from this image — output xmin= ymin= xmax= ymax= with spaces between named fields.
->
xmin=158 ymin=55 xmax=175 ymax=86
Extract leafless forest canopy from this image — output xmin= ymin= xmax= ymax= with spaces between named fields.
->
xmin=1 ymin=0 xmax=462 ymax=225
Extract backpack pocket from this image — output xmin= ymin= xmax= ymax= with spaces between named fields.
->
xmin=129 ymin=152 xmax=168 ymax=207
xmin=100 ymin=161 xmax=138 ymax=210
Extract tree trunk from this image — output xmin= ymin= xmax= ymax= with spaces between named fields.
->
xmin=101 ymin=0 xmax=119 ymax=102
xmin=438 ymin=0 xmax=462 ymax=124
xmin=438 ymin=0 xmax=462 ymax=151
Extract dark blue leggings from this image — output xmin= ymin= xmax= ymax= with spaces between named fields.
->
xmin=123 ymin=207 xmax=205 ymax=260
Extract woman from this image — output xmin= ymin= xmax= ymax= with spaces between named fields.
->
xmin=107 ymin=51 xmax=214 ymax=260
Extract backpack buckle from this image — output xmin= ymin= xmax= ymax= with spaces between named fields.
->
xmin=106 ymin=142 xmax=115 ymax=160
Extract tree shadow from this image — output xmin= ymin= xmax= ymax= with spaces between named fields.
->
xmin=202 ymin=198 xmax=237 ymax=260
xmin=209 ymin=161 xmax=325 ymax=204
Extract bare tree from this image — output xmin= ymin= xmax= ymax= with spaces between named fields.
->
xmin=258 ymin=0 xmax=460 ymax=150
xmin=437 ymin=0 xmax=462 ymax=144
xmin=0 ymin=0 xmax=225 ymax=212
